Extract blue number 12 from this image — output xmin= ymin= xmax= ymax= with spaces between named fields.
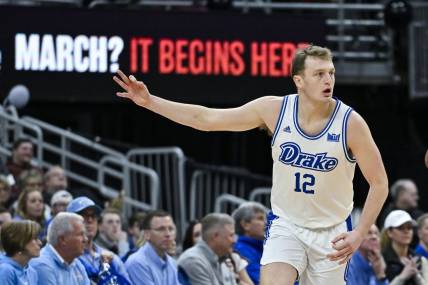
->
xmin=294 ymin=172 xmax=315 ymax=194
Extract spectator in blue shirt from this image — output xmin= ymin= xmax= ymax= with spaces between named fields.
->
xmin=0 ymin=220 xmax=41 ymax=285
xmin=232 ymin=202 xmax=267 ymax=285
xmin=347 ymin=224 xmax=388 ymax=285
xmin=416 ymin=214 xmax=428 ymax=259
xmin=67 ymin=196 xmax=131 ymax=285
xmin=30 ymin=212 xmax=90 ymax=285
xmin=125 ymin=210 xmax=179 ymax=285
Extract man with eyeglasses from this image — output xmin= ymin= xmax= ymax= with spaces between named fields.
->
xmin=125 ymin=210 xmax=179 ymax=285
xmin=67 ymin=196 xmax=131 ymax=285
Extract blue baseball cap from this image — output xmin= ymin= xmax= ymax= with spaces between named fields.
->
xmin=66 ymin=196 xmax=102 ymax=215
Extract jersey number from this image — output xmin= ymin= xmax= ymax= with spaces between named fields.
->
xmin=294 ymin=172 xmax=315 ymax=194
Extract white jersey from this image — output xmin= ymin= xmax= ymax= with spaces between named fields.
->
xmin=270 ymin=94 xmax=356 ymax=229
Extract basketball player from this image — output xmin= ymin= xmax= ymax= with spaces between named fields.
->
xmin=113 ymin=45 xmax=388 ymax=285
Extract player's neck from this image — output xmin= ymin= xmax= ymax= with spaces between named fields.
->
xmin=297 ymin=94 xmax=335 ymax=123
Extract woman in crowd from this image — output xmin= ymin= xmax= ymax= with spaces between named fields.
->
xmin=415 ymin=214 xmax=428 ymax=259
xmin=181 ymin=219 xmax=202 ymax=252
xmin=15 ymin=189 xmax=47 ymax=242
xmin=0 ymin=220 xmax=41 ymax=284
xmin=0 ymin=175 xmax=13 ymax=210
xmin=381 ymin=210 xmax=428 ymax=285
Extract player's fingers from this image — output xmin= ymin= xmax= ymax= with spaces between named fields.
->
xmin=327 ymin=247 xmax=352 ymax=261
xmin=330 ymin=233 xmax=347 ymax=244
xmin=116 ymin=92 xmax=129 ymax=98
xmin=113 ymin=76 xmax=129 ymax=92
xmin=338 ymin=254 xmax=352 ymax=265
xmin=129 ymin=74 xmax=137 ymax=82
xmin=117 ymin=70 xmax=130 ymax=84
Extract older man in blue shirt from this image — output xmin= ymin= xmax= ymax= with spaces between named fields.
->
xmin=125 ymin=210 xmax=179 ymax=285
xmin=67 ymin=196 xmax=131 ymax=285
xmin=347 ymin=224 xmax=388 ymax=285
xmin=30 ymin=212 xmax=90 ymax=285
xmin=232 ymin=202 xmax=266 ymax=285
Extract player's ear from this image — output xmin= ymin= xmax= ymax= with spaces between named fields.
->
xmin=293 ymin=74 xmax=303 ymax=89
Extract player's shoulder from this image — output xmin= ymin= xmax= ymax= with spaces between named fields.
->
xmin=252 ymin=95 xmax=289 ymax=107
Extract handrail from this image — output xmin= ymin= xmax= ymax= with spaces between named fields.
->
xmin=135 ymin=1 xmax=384 ymax=10
xmin=0 ymin=107 xmax=44 ymax=164
xmin=249 ymin=187 xmax=271 ymax=202
xmin=22 ymin=116 xmax=124 ymax=158
xmin=214 ymin=193 xmax=248 ymax=213
xmin=99 ymin=155 xmax=160 ymax=211
xmin=0 ymin=109 xmax=161 ymax=213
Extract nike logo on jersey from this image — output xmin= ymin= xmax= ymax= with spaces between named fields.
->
xmin=279 ymin=142 xmax=338 ymax=172
xmin=283 ymin=126 xmax=291 ymax=133
xmin=327 ymin=133 xmax=340 ymax=142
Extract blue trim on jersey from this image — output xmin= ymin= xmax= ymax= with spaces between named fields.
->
xmin=264 ymin=211 xmax=279 ymax=245
xmin=344 ymin=214 xmax=353 ymax=282
xmin=342 ymin=107 xmax=357 ymax=163
xmin=344 ymin=260 xmax=350 ymax=282
xmin=271 ymin=96 xmax=289 ymax=146
xmin=293 ymin=96 xmax=341 ymax=140
xmin=345 ymin=214 xmax=353 ymax=232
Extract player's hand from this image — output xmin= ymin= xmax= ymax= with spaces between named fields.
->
xmin=113 ymin=70 xmax=151 ymax=107
xmin=327 ymin=230 xmax=364 ymax=264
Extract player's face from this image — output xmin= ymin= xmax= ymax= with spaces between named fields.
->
xmin=295 ymin=56 xmax=335 ymax=102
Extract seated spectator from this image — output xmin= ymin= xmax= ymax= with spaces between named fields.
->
xmin=0 ymin=206 xmax=13 ymax=254
xmin=30 ymin=212 xmax=90 ymax=285
xmin=0 ymin=175 xmax=13 ymax=210
xmin=232 ymin=202 xmax=266 ymax=285
xmin=425 ymin=148 xmax=428 ymax=168
xmin=96 ymin=208 xmax=129 ymax=257
xmin=416 ymin=214 xmax=428 ymax=259
xmin=0 ymin=220 xmax=41 ymax=284
xmin=178 ymin=213 xmax=252 ymax=285
xmin=379 ymin=179 xmax=424 ymax=228
xmin=16 ymin=169 xmax=44 ymax=194
xmin=125 ymin=210 xmax=179 ymax=285
xmin=43 ymin=166 xmax=68 ymax=204
xmin=182 ymin=219 xmax=202 ymax=252
xmin=15 ymin=189 xmax=47 ymax=242
xmin=6 ymin=138 xmax=42 ymax=198
xmin=67 ymin=196 xmax=131 ymax=285
xmin=50 ymin=190 xmax=73 ymax=217
xmin=381 ymin=210 xmax=428 ymax=284
xmin=127 ymin=211 xmax=146 ymax=252
xmin=347 ymin=224 xmax=388 ymax=284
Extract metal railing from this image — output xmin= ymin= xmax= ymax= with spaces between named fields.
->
xmin=189 ymin=165 xmax=271 ymax=221
xmin=409 ymin=1 xmax=428 ymax=99
xmin=0 ymin=106 xmax=159 ymax=213
xmin=126 ymin=147 xmax=187 ymax=235
xmin=214 ymin=193 xmax=249 ymax=214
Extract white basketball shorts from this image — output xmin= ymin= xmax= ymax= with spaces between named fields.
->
xmin=261 ymin=212 xmax=352 ymax=285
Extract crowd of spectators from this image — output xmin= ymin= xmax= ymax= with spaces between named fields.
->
xmin=0 ymin=137 xmax=427 ymax=285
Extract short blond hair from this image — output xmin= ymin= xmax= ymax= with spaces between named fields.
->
xmin=291 ymin=45 xmax=332 ymax=77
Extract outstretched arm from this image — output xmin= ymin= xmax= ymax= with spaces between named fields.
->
xmin=113 ymin=70 xmax=278 ymax=132
xmin=328 ymin=111 xmax=388 ymax=264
